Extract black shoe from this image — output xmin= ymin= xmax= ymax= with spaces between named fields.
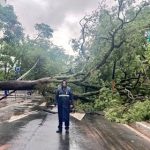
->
xmin=56 ymin=130 xmax=62 ymax=133
xmin=65 ymin=130 xmax=69 ymax=134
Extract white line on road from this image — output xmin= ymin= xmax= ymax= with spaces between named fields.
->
xmin=123 ymin=124 xmax=150 ymax=143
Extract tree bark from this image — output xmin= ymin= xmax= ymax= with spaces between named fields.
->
xmin=0 ymin=78 xmax=52 ymax=90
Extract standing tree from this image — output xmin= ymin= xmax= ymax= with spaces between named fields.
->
xmin=35 ymin=23 xmax=53 ymax=40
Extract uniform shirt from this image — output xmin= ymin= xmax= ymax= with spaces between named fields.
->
xmin=55 ymin=86 xmax=73 ymax=105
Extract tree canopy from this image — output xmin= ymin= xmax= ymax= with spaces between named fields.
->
xmin=70 ymin=0 xmax=150 ymax=122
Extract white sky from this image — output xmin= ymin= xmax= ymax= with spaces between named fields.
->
xmin=5 ymin=0 xmax=100 ymax=55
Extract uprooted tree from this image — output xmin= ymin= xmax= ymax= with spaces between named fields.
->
xmin=0 ymin=0 xmax=150 ymax=122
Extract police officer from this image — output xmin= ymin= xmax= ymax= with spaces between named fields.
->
xmin=55 ymin=80 xmax=73 ymax=133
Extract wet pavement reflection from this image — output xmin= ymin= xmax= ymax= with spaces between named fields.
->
xmin=0 ymin=112 xmax=150 ymax=150
xmin=58 ymin=134 xmax=70 ymax=150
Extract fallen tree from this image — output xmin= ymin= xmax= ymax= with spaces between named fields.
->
xmin=0 ymin=59 xmax=40 ymax=101
xmin=0 ymin=77 xmax=100 ymax=100
xmin=1 ymin=0 xmax=150 ymax=104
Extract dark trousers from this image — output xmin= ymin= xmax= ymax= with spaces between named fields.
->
xmin=58 ymin=121 xmax=69 ymax=131
xmin=58 ymin=108 xmax=70 ymax=130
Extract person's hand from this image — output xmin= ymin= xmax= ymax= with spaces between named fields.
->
xmin=70 ymin=105 xmax=74 ymax=108
xmin=70 ymin=105 xmax=75 ymax=113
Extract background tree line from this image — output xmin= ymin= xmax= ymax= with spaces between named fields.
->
xmin=0 ymin=4 xmax=71 ymax=81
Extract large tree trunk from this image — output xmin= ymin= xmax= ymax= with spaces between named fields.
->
xmin=0 ymin=78 xmax=52 ymax=90
xmin=0 ymin=77 xmax=100 ymax=101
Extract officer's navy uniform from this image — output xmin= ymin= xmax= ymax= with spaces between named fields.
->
xmin=55 ymin=86 xmax=73 ymax=131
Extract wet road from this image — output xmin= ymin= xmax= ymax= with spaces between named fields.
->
xmin=0 ymin=112 xmax=150 ymax=150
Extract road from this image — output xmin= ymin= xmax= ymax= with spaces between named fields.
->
xmin=0 ymin=111 xmax=150 ymax=150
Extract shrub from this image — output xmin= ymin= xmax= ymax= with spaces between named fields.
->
xmin=124 ymin=99 xmax=150 ymax=122
xmin=94 ymin=87 xmax=121 ymax=111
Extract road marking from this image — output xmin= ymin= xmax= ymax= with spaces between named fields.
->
xmin=39 ymin=102 xmax=46 ymax=107
xmin=0 ymin=144 xmax=10 ymax=150
xmin=123 ymin=124 xmax=150 ymax=143
xmin=7 ymin=111 xmax=36 ymax=122
xmin=136 ymin=122 xmax=150 ymax=130
xmin=70 ymin=112 xmax=85 ymax=121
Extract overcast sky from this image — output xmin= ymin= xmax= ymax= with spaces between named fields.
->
xmin=6 ymin=0 xmax=100 ymax=54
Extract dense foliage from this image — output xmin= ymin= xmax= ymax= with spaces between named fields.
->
xmin=72 ymin=0 xmax=150 ymax=123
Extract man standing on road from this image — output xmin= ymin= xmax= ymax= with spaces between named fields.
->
xmin=55 ymin=80 xmax=73 ymax=133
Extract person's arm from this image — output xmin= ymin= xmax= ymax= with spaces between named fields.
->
xmin=55 ymin=89 xmax=59 ymax=106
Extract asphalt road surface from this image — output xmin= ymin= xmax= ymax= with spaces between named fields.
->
xmin=0 ymin=112 xmax=150 ymax=150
